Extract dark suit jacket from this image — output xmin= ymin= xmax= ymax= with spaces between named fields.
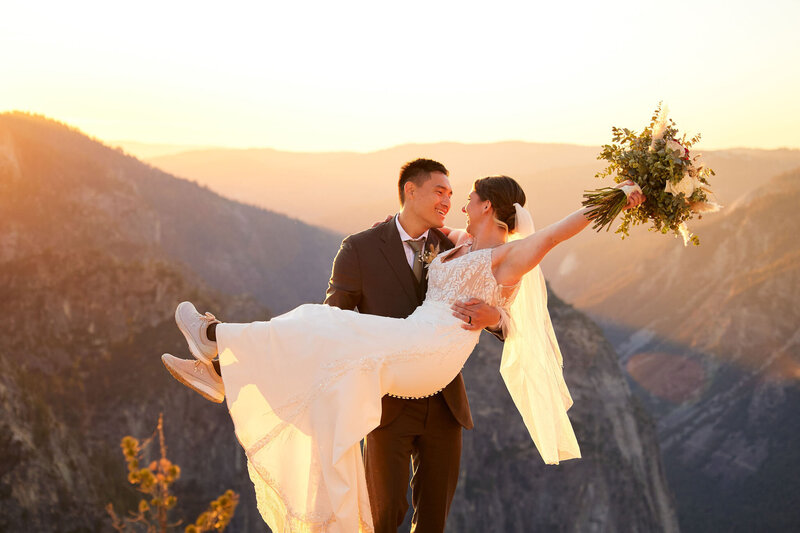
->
xmin=324 ymin=218 xmax=474 ymax=429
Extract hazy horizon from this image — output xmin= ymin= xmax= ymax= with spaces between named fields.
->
xmin=109 ymin=134 xmax=800 ymax=163
xmin=112 ymin=137 xmax=800 ymax=156
xmin=2 ymin=0 xmax=799 ymax=152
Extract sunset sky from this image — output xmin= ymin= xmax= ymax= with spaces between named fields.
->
xmin=2 ymin=0 xmax=799 ymax=152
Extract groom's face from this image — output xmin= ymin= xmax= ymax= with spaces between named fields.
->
xmin=405 ymin=171 xmax=452 ymax=229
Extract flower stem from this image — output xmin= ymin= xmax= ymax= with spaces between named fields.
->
xmin=582 ymin=187 xmax=628 ymax=232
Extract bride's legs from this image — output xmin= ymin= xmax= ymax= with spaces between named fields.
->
xmin=175 ymin=301 xmax=220 ymax=364
xmin=161 ymin=353 xmax=225 ymax=403
xmin=173 ymin=302 xmax=225 ymax=379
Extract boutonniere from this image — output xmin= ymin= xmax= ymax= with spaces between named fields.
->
xmin=419 ymin=243 xmax=440 ymax=268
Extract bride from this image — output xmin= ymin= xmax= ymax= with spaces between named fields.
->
xmin=162 ymin=175 xmax=643 ymax=532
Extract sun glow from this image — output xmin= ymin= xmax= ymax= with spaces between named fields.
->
xmin=1 ymin=0 xmax=799 ymax=152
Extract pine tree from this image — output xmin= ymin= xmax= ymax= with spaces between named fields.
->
xmin=106 ymin=414 xmax=239 ymax=532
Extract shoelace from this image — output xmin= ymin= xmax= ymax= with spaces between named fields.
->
xmin=193 ymin=361 xmax=208 ymax=374
xmin=201 ymin=311 xmax=217 ymax=323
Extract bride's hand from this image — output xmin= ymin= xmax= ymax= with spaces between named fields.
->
xmin=615 ymin=180 xmax=645 ymax=210
xmin=371 ymin=215 xmax=394 ymax=228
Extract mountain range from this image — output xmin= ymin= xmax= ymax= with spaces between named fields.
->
xmin=125 ymin=135 xmax=800 ymax=531
xmin=0 ymin=112 xmax=340 ymax=530
xmin=1 ymin=113 xmax=678 ymax=531
xmin=137 ymin=141 xmax=800 ymax=232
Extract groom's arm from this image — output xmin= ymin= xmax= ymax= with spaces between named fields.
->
xmin=324 ymin=236 xmax=362 ymax=311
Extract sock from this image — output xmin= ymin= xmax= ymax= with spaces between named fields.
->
xmin=207 ymin=322 xmax=217 ymax=341
xmin=212 ymin=359 xmax=221 ymax=376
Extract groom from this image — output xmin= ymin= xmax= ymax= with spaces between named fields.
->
xmin=324 ymin=158 xmax=503 ymax=532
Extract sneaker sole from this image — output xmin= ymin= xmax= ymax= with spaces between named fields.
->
xmin=162 ymin=354 xmax=224 ymax=404
xmin=175 ymin=302 xmax=216 ymax=365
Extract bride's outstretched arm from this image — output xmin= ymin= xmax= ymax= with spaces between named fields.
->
xmin=493 ymin=181 xmax=644 ymax=286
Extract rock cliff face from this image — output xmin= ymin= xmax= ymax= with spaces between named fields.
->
xmin=449 ymin=290 xmax=678 ymax=533
xmin=1 ymin=113 xmax=677 ymax=531
xmin=0 ymin=112 xmax=340 ymax=531
xmin=554 ymin=169 xmax=800 ymax=532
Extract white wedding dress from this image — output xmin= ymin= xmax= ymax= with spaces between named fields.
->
xmin=216 ymin=245 xmax=517 ymax=532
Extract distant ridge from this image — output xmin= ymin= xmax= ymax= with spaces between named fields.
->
xmin=0 ymin=111 xmax=343 ymax=313
xmin=146 ymin=140 xmax=800 ymax=237
xmin=112 ymin=140 xmax=219 ymax=159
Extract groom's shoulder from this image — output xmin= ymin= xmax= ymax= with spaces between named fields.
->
xmin=342 ymin=223 xmax=453 ymax=250
xmin=343 ymin=220 xmax=392 ymax=247
xmin=430 ymin=228 xmax=455 ymax=250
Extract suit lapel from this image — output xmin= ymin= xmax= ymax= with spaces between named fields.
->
xmin=379 ymin=220 xmax=421 ymax=306
xmin=420 ymin=229 xmax=451 ymax=300
xmin=419 ymin=233 xmax=436 ymax=298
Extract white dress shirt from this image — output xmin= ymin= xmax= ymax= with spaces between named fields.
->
xmin=395 ymin=215 xmax=429 ymax=269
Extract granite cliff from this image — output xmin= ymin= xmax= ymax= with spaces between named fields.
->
xmin=450 ymin=289 xmax=678 ymax=532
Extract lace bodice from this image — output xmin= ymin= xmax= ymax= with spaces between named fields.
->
xmin=425 ymin=245 xmax=519 ymax=311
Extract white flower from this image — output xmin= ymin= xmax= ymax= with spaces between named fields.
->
xmin=665 ymin=139 xmax=684 ymax=155
xmin=419 ymin=243 xmax=440 ymax=267
xmin=664 ymin=174 xmax=700 ymax=197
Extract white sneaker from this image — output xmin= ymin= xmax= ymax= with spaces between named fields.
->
xmin=161 ymin=353 xmax=224 ymax=403
xmin=175 ymin=301 xmax=219 ymax=364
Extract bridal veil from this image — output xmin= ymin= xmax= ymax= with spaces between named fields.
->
xmin=499 ymin=203 xmax=581 ymax=464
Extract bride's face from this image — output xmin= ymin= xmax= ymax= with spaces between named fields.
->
xmin=462 ymin=190 xmax=490 ymax=233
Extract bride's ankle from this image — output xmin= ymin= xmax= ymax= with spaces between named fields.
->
xmin=206 ymin=322 xmax=217 ymax=342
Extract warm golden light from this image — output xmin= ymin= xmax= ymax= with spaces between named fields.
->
xmin=1 ymin=0 xmax=799 ymax=152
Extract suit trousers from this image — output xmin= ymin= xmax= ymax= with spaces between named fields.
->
xmin=363 ymin=393 xmax=462 ymax=533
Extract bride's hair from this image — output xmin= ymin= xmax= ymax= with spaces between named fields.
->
xmin=473 ymin=176 xmax=527 ymax=233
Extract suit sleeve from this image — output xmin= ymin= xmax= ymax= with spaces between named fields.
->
xmin=486 ymin=311 xmax=507 ymax=342
xmin=324 ymin=236 xmax=362 ymax=311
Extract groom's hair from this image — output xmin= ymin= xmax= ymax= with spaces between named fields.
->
xmin=398 ymin=158 xmax=449 ymax=205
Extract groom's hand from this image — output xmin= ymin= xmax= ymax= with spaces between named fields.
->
xmin=452 ymin=298 xmax=501 ymax=331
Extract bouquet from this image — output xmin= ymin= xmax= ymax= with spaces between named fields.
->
xmin=582 ymin=104 xmax=720 ymax=245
